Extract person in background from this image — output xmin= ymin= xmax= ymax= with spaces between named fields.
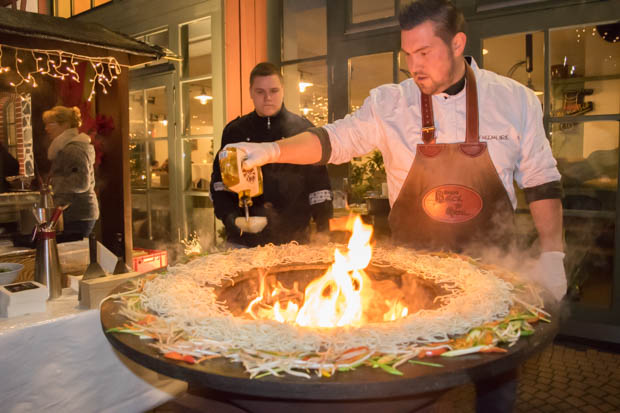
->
xmin=44 ymin=106 xmax=99 ymax=241
xmin=0 ymin=141 xmax=19 ymax=193
xmin=224 ymin=1 xmax=565 ymax=411
xmin=210 ymin=62 xmax=333 ymax=247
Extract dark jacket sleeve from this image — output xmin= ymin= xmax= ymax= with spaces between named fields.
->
xmin=210 ymin=124 xmax=242 ymax=232
xmin=305 ymin=165 xmax=333 ymax=232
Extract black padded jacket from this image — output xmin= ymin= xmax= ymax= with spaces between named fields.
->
xmin=210 ymin=105 xmax=333 ymax=247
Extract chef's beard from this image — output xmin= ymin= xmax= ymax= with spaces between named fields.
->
xmin=414 ymin=55 xmax=462 ymax=95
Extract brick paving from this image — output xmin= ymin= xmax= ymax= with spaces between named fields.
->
xmin=151 ymin=339 xmax=620 ymax=413
xmin=434 ymin=339 xmax=620 ymax=412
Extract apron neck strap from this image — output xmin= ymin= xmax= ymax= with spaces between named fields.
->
xmin=420 ymin=62 xmax=478 ymax=144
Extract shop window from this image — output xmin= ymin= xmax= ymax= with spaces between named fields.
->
xmin=54 ymin=0 xmax=111 ymax=17
xmin=181 ymin=79 xmax=213 ymax=136
xmin=133 ymin=30 xmax=169 ymax=68
xmin=484 ymin=23 xmax=620 ymax=309
xmin=283 ymin=0 xmax=326 ymax=61
xmin=550 ymin=24 xmax=620 ymax=117
xmin=555 ymin=121 xmax=617 ymax=310
xmin=282 ymin=60 xmax=328 ymax=126
xmin=72 ymin=0 xmax=89 ymax=15
xmin=129 ymin=86 xmax=171 ymax=242
xmin=349 ymin=52 xmax=393 ymax=112
xmin=483 ymin=32 xmax=545 ymax=103
xmin=180 ymin=16 xmax=215 ymax=216
xmin=346 ymin=52 xmax=394 ymax=203
xmin=181 ymin=18 xmax=212 ymax=78
xmin=350 ymin=0 xmax=395 ymax=24
xmin=55 ymin=0 xmax=71 ymax=18
xmin=183 ymin=138 xmax=213 ymax=191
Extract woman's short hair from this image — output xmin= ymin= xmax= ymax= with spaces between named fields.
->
xmin=42 ymin=106 xmax=82 ymax=128
xmin=398 ymin=0 xmax=466 ymax=46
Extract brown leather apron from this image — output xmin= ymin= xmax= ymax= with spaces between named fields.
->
xmin=388 ymin=64 xmax=514 ymax=253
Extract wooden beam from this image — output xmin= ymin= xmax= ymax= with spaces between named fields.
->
xmin=255 ymin=0 xmax=268 ymax=64
xmin=96 ymin=69 xmax=133 ymax=261
xmin=224 ymin=0 xmax=268 ymax=121
xmin=239 ymin=0 xmax=256 ymax=115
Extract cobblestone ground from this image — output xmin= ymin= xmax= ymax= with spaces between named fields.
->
xmin=435 ymin=340 xmax=620 ymax=413
xmin=152 ymin=340 xmax=620 ymax=413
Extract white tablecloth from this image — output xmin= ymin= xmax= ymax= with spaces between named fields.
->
xmin=0 ymin=289 xmax=186 ymax=413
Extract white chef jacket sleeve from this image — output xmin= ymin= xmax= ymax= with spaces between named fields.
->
xmin=514 ymin=88 xmax=561 ymax=190
xmin=322 ymin=89 xmax=386 ymax=164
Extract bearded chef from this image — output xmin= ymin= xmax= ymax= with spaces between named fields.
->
xmin=228 ymin=0 xmax=566 ymax=304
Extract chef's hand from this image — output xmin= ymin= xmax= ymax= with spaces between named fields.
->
xmin=532 ymin=251 xmax=567 ymax=302
xmin=224 ymin=142 xmax=280 ymax=169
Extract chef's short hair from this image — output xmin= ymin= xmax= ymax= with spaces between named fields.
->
xmin=250 ymin=62 xmax=283 ymax=87
xmin=43 ymin=106 xmax=82 ymax=128
xmin=398 ymin=0 xmax=466 ymax=46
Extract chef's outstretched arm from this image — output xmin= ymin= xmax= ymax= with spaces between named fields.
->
xmin=529 ymin=197 xmax=567 ymax=301
xmin=226 ymin=131 xmax=323 ymax=169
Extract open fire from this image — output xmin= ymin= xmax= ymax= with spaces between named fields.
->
xmin=245 ymin=216 xmax=409 ymax=327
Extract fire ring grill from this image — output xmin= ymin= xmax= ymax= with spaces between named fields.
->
xmin=218 ymin=263 xmax=447 ymax=319
xmin=101 ymin=270 xmax=559 ymax=413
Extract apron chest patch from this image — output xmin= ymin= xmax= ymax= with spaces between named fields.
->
xmin=422 ymin=184 xmax=483 ymax=223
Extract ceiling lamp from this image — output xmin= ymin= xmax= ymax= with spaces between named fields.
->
xmin=194 ymin=87 xmax=213 ymax=105
xmin=298 ymin=73 xmax=313 ymax=93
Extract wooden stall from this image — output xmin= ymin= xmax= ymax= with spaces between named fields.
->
xmin=0 ymin=7 xmax=164 ymax=261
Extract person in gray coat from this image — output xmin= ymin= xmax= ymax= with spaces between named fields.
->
xmin=43 ymin=106 xmax=99 ymax=241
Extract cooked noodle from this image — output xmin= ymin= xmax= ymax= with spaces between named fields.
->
xmin=107 ymin=242 xmax=544 ymax=377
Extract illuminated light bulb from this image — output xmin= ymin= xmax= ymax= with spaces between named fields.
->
xmin=194 ymin=87 xmax=213 ymax=105
xmin=299 ymin=80 xmax=313 ymax=92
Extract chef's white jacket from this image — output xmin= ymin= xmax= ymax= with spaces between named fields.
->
xmin=323 ymin=58 xmax=561 ymax=209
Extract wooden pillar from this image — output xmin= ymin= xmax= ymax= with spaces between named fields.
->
xmin=96 ymin=69 xmax=132 ymax=261
xmin=224 ymin=0 xmax=268 ymax=122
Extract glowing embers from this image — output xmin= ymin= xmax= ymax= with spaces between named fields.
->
xmin=235 ymin=217 xmax=438 ymax=328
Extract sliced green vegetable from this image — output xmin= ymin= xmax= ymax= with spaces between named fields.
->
xmin=441 ymin=345 xmax=486 ymax=357
xmin=409 ymin=360 xmax=444 ymax=368
xmin=378 ymin=363 xmax=403 ymax=375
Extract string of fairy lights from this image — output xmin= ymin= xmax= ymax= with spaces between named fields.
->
xmin=0 ymin=44 xmax=122 ymax=101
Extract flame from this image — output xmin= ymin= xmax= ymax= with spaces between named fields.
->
xmin=245 ymin=216 xmax=409 ymax=327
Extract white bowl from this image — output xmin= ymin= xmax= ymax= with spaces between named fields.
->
xmin=0 ymin=263 xmax=24 ymax=285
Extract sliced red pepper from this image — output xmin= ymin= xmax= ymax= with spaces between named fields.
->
xmin=479 ymin=346 xmax=508 ymax=353
xmin=182 ymin=355 xmax=196 ymax=364
xmin=164 ymin=351 xmax=185 ymax=361
xmin=164 ymin=351 xmax=196 ymax=364
xmin=423 ymin=347 xmax=447 ymax=357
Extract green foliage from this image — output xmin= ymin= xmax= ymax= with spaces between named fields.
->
xmin=348 ymin=150 xmax=386 ymax=204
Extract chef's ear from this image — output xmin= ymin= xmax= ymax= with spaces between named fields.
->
xmin=451 ymin=32 xmax=466 ymax=57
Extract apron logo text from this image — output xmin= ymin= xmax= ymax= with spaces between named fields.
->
xmin=422 ymin=185 xmax=483 ymax=224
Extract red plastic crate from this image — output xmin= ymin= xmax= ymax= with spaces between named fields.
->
xmin=132 ymin=248 xmax=167 ymax=273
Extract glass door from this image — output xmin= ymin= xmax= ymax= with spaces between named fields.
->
xmin=548 ymin=24 xmax=620 ymax=312
xmin=483 ymin=24 xmax=620 ymax=340
xmin=129 ymin=71 xmax=177 ymax=251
